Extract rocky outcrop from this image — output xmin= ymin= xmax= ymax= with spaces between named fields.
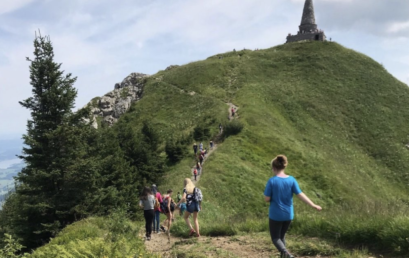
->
xmin=86 ymin=73 xmax=149 ymax=128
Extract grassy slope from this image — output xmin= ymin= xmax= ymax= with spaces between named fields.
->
xmin=35 ymin=41 xmax=409 ymax=256
xmin=139 ymin=42 xmax=409 ymax=253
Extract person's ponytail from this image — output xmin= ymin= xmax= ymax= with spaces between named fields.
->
xmin=271 ymin=155 xmax=288 ymax=170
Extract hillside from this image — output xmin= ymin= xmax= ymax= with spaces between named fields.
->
xmin=31 ymin=41 xmax=409 ymax=257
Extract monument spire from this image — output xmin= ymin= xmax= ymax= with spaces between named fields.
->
xmin=299 ymin=0 xmax=317 ymax=33
xmin=286 ymin=0 xmax=326 ymax=43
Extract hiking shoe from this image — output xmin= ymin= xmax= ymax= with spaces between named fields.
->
xmin=157 ymin=231 xmax=161 ymax=234
xmin=280 ymin=251 xmax=294 ymax=258
xmin=160 ymin=226 xmax=166 ymax=232
xmin=189 ymin=229 xmax=196 ymax=236
xmin=195 ymin=233 xmax=201 ymax=238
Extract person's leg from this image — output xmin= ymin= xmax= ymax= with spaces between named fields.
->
xmin=193 ymin=212 xmax=200 ymax=236
xmin=166 ymin=213 xmax=172 ymax=232
xmin=144 ymin=210 xmax=149 ymax=237
xmin=155 ymin=211 xmax=160 ymax=232
xmin=184 ymin=211 xmax=193 ymax=230
xmin=269 ymin=219 xmax=287 ymax=252
xmin=280 ymin=221 xmax=292 ymax=247
xmin=146 ymin=210 xmax=154 ymax=237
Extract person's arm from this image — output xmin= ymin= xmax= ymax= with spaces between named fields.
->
xmin=177 ymin=193 xmax=187 ymax=206
xmin=139 ymin=200 xmax=143 ymax=208
xmin=264 ymin=180 xmax=272 ymax=202
xmin=264 ymin=196 xmax=271 ymax=202
xmin=296 ymin=193 xmax=322 ymax=211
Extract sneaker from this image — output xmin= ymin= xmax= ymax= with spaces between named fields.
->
xmin=147 ymin=236 xmax=151 ymax=241
xmin=157 ymin=231 xmax=161 ymax=234
xmin=189 ymin=229 xmax=196 ymax=236
xmin=160 ymin=226 xmax=166 ymax=232
xmin=195 ymin=233 xmax=200 ymax=238
xmin=280 ymin=251 xmax=294 ymax=258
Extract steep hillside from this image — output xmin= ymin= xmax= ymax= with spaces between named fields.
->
xmin=119 ymin=41 xmax=409 ymax=254
xmin=31 ymin=41 xmax=409 ymax=256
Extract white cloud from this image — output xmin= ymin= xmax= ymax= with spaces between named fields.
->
xmin=0 ymin=0 xmax=35 ymax=15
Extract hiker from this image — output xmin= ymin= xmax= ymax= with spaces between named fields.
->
xmin=160 ymin=189 xmax=174 ymax=234
xmin=193 ymin=143 xmax=198 ymax=155
xmin=153 ymin=190 xmax=163 ymax=234
xmin=196 ymin=162 xmax=202 ymax=175
xmin=139 ymin=187 xmax=155 ymax=240
xmin=210 ymin=141 xmax=214 ymax=149
xmin=176 ymin=192 xmax=182 ymax=203
xmin=219 ymin=123 xmax=223 ymax=134
xmin=199 ymin=153 xmax=204 ymax=165
xmin=199 ymin=142 xmax=203 ymax=151
xmin=151 ymin=184 xmax=157 ymax=195
xmin=231 ymin=107 xmax=235 ymax=117
xmin=179 ymin=200 xmax=187 ymax=216
xmin=177 ymin=178 xmax=202 ymax=238
xmin=264 ymin=155 xmax=322 ymax=258
xmin=193 ymin=168 xmax=198 ymax=181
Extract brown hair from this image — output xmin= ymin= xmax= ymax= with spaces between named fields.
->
xmin=167 ymin=189 xmax=173 ymax=194
xmin=271 ymin=155 xmax=288 ymax=170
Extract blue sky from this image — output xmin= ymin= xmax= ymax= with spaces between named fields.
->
xmin=1 ymin=0 xmax=408 ymax=140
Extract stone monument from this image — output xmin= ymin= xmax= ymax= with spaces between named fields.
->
xmin=286 ymin=0 xmax=326 ymax=43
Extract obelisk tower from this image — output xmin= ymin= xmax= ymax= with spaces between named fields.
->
xmin=299 ymin=0 xmax=317 ymax=33
xmin=286 ymin=0 xmax=326 ymax=43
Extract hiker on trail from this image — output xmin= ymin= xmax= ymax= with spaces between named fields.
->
xmin=231 ymin=107 xmax=235 ymax=117
xmin=199 ymin=153 xmax=204 ymax=165
xmin=219 ymin=123 xmax=223 ymax=134
xmin=177 ymin=178 xmax=202 ymax=238
xmin=160 ymin=189 xmax=174 ymax=234
xmin=193 ymin=143 xmax=198 ymax=155
xmin=151 ymin=184 xmax=157 ymax=195
xmin=194 ymin=168 xmax=198 ymax=181
xmin=196 ymin=162 xmax=202 ymax=175
xmin=210 ymin=140 xmax=214 ymax=149
xmin=153 ymin=191 xmax=163 ymax=234
xmin=177 ymin=192 xmax=182 ymax=203
xmin=199 ymin=142 xmax=203 ymax=151
xmin=139 ymin=187 xmax=155 ymax=240
xmin=264 ymin=155 xmax=322 ymax=258
xmin=201 ymin=149 xmax=206 ymax=159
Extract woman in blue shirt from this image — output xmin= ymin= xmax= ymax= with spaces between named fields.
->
xmin=264 ymin=155 xmax=322 ymax=258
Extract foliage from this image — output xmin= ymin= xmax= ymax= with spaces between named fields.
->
xmin=165 ymin=138 xmax=187 ymax=163
xmin=0 ymin=234 xmax=29 ymax=258
xmin=221 ymin=120 xmax=244 ymax=139
xmin=193 ymin=124 xmax=211 ymax=141
xmin=30 ymin=212 xmax=157 ymax=258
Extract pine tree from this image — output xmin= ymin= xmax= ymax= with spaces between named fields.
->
xmin=15 ymin=33 xmax=88 ymax=248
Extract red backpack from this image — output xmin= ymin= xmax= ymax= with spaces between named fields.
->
xmin=194 ymin=169 xmax=198 ymax=175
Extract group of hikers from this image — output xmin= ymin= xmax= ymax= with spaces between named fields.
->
xmin=139 ymin=179 xmax=203 ymax=240
xmin=139 ymin=115 xmax=322 ymax=256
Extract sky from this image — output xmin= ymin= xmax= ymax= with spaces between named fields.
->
xmin=0 ymin=0 xmax=408 ymax=141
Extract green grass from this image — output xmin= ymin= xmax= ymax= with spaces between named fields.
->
xmin=117 ymin=41 xmax=409 ymax=255
xmin=33 ymin=41 xmax=409 ymax=256
xmin=29 ymin=211 xmax=157 ymax=258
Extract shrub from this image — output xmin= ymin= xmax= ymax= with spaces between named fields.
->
xmin=165 ymin=140 xmax=187 ymax=163
xmin=193 ymin=125 xmax=211 ymax=141
xmin=221 ymin=120 xmax=244 ymax=139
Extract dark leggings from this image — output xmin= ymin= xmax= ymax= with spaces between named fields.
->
xmin=269 ymin=219 xmax=292 ymax=252
xmin=144 ymin=209 xmax=155 ymax=237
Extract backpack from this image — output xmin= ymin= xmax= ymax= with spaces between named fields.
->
xmin=193 ymin=188 xmax=203 ymax=203
xmin=194 ymin=169 xmax=197 ymax=175
xmin=163 ymin=196 xmax=175 ymax=212
xmin=154 ymin=196 xmax=160 ymax=209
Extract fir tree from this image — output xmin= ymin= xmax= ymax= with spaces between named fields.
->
xmin=15 ymin=32 xmax=88 ymax=248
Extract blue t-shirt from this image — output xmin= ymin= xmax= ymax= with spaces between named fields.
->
xmin=264 ymin=176 xmax=302 ymax=221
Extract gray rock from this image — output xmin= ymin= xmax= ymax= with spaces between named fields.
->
xmin=84 ymin=72 xmax=149 ymax=129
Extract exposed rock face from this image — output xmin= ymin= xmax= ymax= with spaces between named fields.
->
xmin=86 ymin=73 xmax=149 ymax=128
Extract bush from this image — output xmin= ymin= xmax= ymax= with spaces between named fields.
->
xmin=222 ymin=120 xmax=244 ymax=139
xmin=193 ymin=125 xmax=211 ymax=141
xmin=165 ymin=140 xmax=187 ymax=163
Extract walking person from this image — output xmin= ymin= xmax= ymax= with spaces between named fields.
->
xmin=161 ymin=189 xmax=174 ymax=235
xmin=196 ymin=162 xmax=202 ymax=175
xmin=199 ymin=142 xmax=203 ymax=151
xmin=153 ymin=190 xmax=163 ymax=234
xmin=219 ymin=123 xmax=222 ymax=134
xmin=210 ymin=140 xmax=214 ymax=150
xmin=139 ymin=187 xmax=155 ymax=240
xmin=264 ymin=155 xmax=322 ymax=258
xmin=193 ymin=168 xmax=198 ymax=181
xmin=193 ymin=143 xmax=198 ymax=155
xmin=231 ymin=107 xmax=235 ymax=117
xmin=177 ymin=178 xmax=202 ymax=238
